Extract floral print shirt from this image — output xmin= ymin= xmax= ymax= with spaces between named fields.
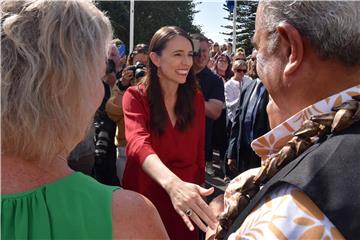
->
xmin=225 ymin=85 xmax=360 ymax=239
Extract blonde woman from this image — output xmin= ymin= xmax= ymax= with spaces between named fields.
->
xmin=1 ymin=1 xmax=168 ymax=239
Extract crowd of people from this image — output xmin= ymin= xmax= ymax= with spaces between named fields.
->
xmin=2 ymin=0 xmax=360 ymax=239
xmin=204 ymin=41 xmax=269 ymax=182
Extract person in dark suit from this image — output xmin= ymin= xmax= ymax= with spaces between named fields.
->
xmin=225 ymin=79 xmax=270 ymax=180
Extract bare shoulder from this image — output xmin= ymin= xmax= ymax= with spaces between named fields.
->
xmin=112 ymin=189 xmax=169 ymax=239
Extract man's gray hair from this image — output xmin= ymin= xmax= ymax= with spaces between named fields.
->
xmin=261 ymin=1 xmax=360 ymax=66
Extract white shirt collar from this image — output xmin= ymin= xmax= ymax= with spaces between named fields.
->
xmin=251 ymin=84 xmax=360 ymax=162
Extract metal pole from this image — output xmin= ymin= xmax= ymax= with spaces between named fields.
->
xmin=130 ymin=0 xmax=134 ymax=53
xmin=232 ymin=0 xmax=237 ymax=53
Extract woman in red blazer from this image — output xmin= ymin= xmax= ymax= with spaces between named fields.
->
xmin=122 ymin=26 xmax=218 ymax=239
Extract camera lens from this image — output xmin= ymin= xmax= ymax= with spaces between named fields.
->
xmin=135 ymin=68 xmax=146 ymax=79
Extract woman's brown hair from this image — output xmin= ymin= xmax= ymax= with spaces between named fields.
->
xmin=142 ymin=26 xmax=197 ymax=135
xmin=215 ymin=53 xmax=233 ymax=80
xmin=127 ymin=43 xmax=149 ymax=66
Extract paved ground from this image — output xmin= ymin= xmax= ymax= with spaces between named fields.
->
xmin=204 ymin=151 xmax=227 ymax=201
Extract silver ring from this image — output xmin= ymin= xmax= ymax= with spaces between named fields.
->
xmin=184 ymin=208 xmax=193 ymax=217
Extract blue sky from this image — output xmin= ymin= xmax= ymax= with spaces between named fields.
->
xmin=193 ymin=0 xmax=231 ymax=44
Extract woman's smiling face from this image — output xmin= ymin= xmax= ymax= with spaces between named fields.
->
xmin=153 ymin=35 xmax=194 ymax=85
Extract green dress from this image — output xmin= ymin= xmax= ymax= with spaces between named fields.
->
xmin=1 ymin=172 xmax=119 ymax=239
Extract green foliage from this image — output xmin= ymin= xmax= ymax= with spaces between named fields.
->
xmin=96 ymin=1 xmax=201 ymax=53
xmin=221 ymin=1 xmax=258 ymax=56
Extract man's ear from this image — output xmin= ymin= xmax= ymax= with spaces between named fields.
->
xmin=149 ymin=52 xmax=160 ymax=67
xmin=276 ymin=22 xmax=304 ymax=75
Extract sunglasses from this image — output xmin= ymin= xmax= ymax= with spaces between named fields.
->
xmin=235 ymin=69 xmax=247 ymax=73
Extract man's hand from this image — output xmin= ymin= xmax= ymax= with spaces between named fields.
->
xmin=227 ymin=158 xmax=237 ymax=173
xmin=205 ymin=194 xmax=225 ymax=240
xmin=121 ymin=67 xmax=134 ymax=86
xmin=205 ymin=99 xmax=223 ymax=120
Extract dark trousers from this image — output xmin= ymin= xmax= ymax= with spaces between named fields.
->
xmin=222 ymin=117 xmax=235 ymax=178
xmin=212 ymin=110 xmax=228 ymax=159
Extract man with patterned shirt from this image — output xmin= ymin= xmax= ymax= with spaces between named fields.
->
xmin=207 ymin=1 xmax=360 ymax=239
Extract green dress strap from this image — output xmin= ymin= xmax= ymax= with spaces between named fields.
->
xmin=1 ymin=172 xmax=119 ymax=239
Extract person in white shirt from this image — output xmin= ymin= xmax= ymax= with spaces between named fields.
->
xmin=224 ymin=60 xmax=252 ymax=124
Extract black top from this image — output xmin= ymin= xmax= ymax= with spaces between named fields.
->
xmin=196 ymin=67 xmax=225 ymax=102
xmin=196 ymin=67 xmax=225 ymax=161
xmin=226 ymin=122 xmax=360 ymax=239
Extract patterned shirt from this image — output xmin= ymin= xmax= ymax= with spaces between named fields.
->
xmin=225 ymin=84 xmax=360 ymax=239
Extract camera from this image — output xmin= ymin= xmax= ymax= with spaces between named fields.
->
xmin=93 ymin=110 xmax=116 ymax=164
xmin=106 ymin=59 xmax=116 ymax=75
xmin=128 ymin=61 xmax=146 ymax=79
xmin=94 ymin=120 xmax=111 ymax=164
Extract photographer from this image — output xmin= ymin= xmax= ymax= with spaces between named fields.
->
xmin=117 ymin=43 xmax=149 ymax=91
xmin=105 ymin=43 xmax=149 ymax=184
xmin=92 ymin=44 xmax=121 ymax=186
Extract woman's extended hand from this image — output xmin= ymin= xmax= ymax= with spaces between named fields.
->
xmin=141 ymin=154 xmax=219 ymax=233
xmin=166 ymin=180 xmax=218 ymax=232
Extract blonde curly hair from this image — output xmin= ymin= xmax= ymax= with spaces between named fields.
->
xmin=1 ymin=0 xmax=113 ymax=162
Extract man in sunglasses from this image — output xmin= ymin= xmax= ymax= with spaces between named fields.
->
xmin=226 ymin=57 xmax=270 ymax=180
